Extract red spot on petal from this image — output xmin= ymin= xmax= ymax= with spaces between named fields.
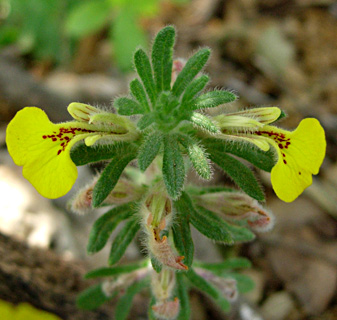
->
xmin=278 ymin=143 xmax=283 ymax=149
xmin=57 ymin=150 xmax=62 ymax=155
xmin=283 ymin=159 xmax=287 ymax=164
xmin=299 ymin=171 xmax=301 ymax=175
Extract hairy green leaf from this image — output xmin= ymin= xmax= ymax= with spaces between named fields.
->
xmin=92 ymin=145 xmax=138 ymax=207
xmin=162 ymin=134 xmax=185 ymax=199
xmin=172 ymin=48 xmax=211 ymax=97
xmin=85 ymin=260 xmax=147 ymax=279
xmin=176 ymin=273 xmax=191 ymax=320
xmin=130 ymin=78 xmax=150 ymax=112
xmin=204 ymin=139 xmax=276 ymax=172
xmin=176 ymin=133 xmax=211 ymax=180
xmin=137 ymin=113 xmax=156 ymax=130
xmin=194 ymin=258 xmax=252 ymax=272
xmin=87 ymin=203 xmax=135 ymax=254
xmin=190 ymin=112 xmax=219 ymax=133
xmin=192 ymin=90 xmax=237 ymax=110
xmin=196 ymin=206 xmax=255 ymax=243
xmin=109 ymin=217 xmax=140 ymax=265
xmin=152 ymin=26 xmax=175 ymax=92
xmin=209 ymin=151 xmax=265 ymax=201
xmin=188 ymin=199 xmax=234 ymax=245
xmin=184 ymin=269 xmax=231 ymax=312
xmin=71 ymin=142 xmax=131 ymax=166
xmin=181 ymin=75 xmax=209 ymax=106
xmin=134 ymin=49 xmax=156 ymax=105
xmin=173 ymin=194 xmax=194 ymax=268
xmin=138 ymin=132 xmax=163 ymax=171
xmin=115 ymin=97 xmax=145 ymax=115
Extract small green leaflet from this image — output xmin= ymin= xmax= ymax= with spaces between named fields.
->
xmin=176 ymin=273 xmax=191 ymax=320
xmin=138 ymin=132 xmax=163 ymax=171
xmin=172 ymin=48 xmax=210 ymax=98
xmin=151 ymin=26 xmax=175 ymax=92
xmin=189 ymin=112 xmax=219 ymax=133
xmin=109 ymin=217 xmax=140 ymax=265
xmin=92 ymin=144 xmax=138 ymax=207
xmin=71 ymin=142 xmax=133 ymax=166
xmin=85 ymin=261 xmax=147 ymax=279
xmin=204 ymin=138 xmax=276 ymax=172
xmin=162 ymin=134 xmax=185 ymax=199
xmin=115 ymin=97 xmax=145 ymax=115
xmin=87 ymin=203 xmax=136 ymax=254
xmin=192 ymin=90 xmax=237 ymax=110
xmin=176 ymin=133 xmax=211 ymax=180
xmin=130 ymin=78 xmax=151 ymax=112
xmin=173 ymin=193 xmax=194 ymax=268
xmin=134 ymin=49 xmax=156 ymax=105
xmin=209 ymin=151 xmax=265 ymax=201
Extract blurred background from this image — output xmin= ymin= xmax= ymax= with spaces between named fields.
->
xmin=0 ymin=0 xmax=336 ymax=319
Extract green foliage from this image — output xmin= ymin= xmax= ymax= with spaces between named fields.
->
xmin=195 ymin=257 xmax=252 ymax=271
xmin=173 ymin=194 xmax=195 ymax=268
xmin=138 ymin=132 xmax=163 ymax=171
xmin=189 ymin=112 xmax=219 ymax=133
xmin=85 ymin=261 xmax=147 ymax=279
xmin=108 ymin=217 xmax=140 ymax=265
xmin=71 ymin=142 xmax=133 ymax=166
xmin=204 ymin=138 xmax=276 ymax=172
xmin=184 ymin=269 xmax=231 ymax=312
xmin=192 ymin=90 xmax=237 ymax=110
xmin=134 ymin=48 xmax=157 ymax=105
xmin=209 ymin=151 xmax=265 ymax=201
xmin=151 ymin=26 xmax=175 ymax=92
xmin=92 ymin=144 xmax=138 ymax=207
xmin=65 ymin=0 xmax=111 ymax=38
xmin=87 ymin=203 xmax=136 ymax=254
xmin=176 ymin=133 xmax=211 ymax=180
xmin=111 ymin=8 xmax=148 ymax=71
xmin=176 ymin=273 xmax=191 ymax=320
xmin=162 ymin=134 xmax=185 ymax=199
xmin=172 ymin=48 xmax=211 ymax=97
xmin=114 ymin=97 xmax=145 ymax=115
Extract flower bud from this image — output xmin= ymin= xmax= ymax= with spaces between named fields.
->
xmin=151 ymin=270 xmax=180 ymax=320
xmin=69 ymin=177 xmax=145 ymax=214
xmin=67 ymin=102 xmax=100 ymax=122
xmin=102 ymin=267 xmax=149 ymax=297
xmin=152 ymin=298 xmax=180 ymax=320
xmin=142 ymin=184 xmax=188 ymax=270
xmin=195 ymin=191 xmax=274 ymax=232
xmin=215 ymin=107 xmax=281 ymax=130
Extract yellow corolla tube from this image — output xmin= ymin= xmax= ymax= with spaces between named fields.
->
xmin=6 ymin=106 xmax=138 ymax=199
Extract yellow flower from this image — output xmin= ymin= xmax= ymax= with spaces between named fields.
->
xmin=257 ymin=118 xmax=326 ymax=202
xmin=214 ymin=108 xmax=326 ymax=202
xmin=6 ymin=106 xmax=138 ymax=199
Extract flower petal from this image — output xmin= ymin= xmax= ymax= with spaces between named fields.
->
xmin=6 ymin=107 xmax=88 ymax=198
xmin=270 ymin=118 xmax=326 ymax=202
